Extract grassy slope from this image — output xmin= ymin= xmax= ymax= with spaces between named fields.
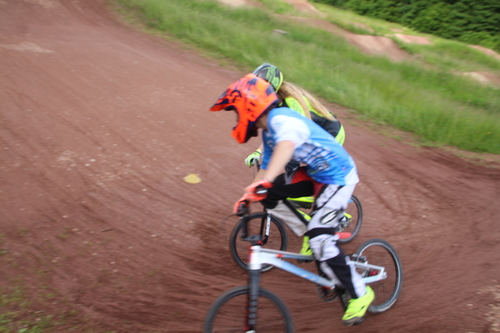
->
xmin=114 ymin=0 xmax=500 ymax=154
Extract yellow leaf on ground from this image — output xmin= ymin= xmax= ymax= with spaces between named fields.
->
xmin=183 ymin=174 xmax=201 ymax=184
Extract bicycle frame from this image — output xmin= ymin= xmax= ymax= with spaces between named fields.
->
xmin=237 ymin=203 xmax=380 ymax=287
xmin=247 ymin=244 xmax=387 ymax=288
xmin=243 ymin=241 xmax=386 ymax=331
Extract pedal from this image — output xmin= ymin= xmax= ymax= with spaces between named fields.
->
xmin=353 ymin=317 xmax=365 ymax=326
xmin=316 ymin=285 xmax=338 ymax=302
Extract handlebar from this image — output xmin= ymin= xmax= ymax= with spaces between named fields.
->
xmin=236 ymin=161 xmax=269 ymax=244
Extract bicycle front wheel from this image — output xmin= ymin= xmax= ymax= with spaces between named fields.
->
xmin=337 ymin=194 xmax=363 ymax=244
xmin=354 ymin=239 xmax=403 ymax=313
xmin=229 ymin=212 xmax=288 ymax=272
xmin=203 ymin=286 xmax=294 ymax=333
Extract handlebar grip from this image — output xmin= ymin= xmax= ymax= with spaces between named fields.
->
xmin=236 ymin=202 xmax=249 ymax=216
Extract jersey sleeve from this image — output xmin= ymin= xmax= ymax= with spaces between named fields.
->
xmin=261 ymin=144 xmax=271 ymax=170
xmin=269 ymin=114 xmax=310 ymax=147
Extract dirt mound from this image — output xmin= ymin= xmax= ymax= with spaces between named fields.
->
xmin=219 ymin=0 xmax=409 ymax=61
xmin=218 ymin=0 xmax=263 ymax=8
xmin=459 ymin=71 xmax=500 ymax=87
xmin=285 ymin=0 xmax=321 ymax=15
xmin=275 ymin=14 xmax=410 ymax=62
xmin=1 ymin=0 xmax=500 ymax=332
xmin=470 ymin=45 xmax=500 ymax=61
xmin=344 ymin=33 xmax=408 ymax=61
xmin=393 ymin=33 xmax=433 ymax=45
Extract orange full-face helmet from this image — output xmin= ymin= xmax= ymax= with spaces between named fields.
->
xmin=210 ymin=74 xmax=278 ymax=144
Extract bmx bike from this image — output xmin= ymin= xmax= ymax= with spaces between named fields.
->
xmin=205 ymin=205 xmax=403 ymax=332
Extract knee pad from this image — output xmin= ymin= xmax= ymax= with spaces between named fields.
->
xmin=319 ymin=208 xmax=341 ymax=228
xmin=309 ymin=234 xmax=340 ymax=261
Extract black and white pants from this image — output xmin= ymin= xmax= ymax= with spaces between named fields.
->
xmin=260 ymin=169 xmax=366 ymax=298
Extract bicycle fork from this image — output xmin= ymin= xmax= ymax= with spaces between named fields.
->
xmin=246 ymin=246 xmax=263 ymax=332
xmin=259 ymin=214 xmax=272 ymax=244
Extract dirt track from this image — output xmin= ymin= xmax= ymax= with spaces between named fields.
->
xmin=1 ymin=1 xmax=500 ymax=332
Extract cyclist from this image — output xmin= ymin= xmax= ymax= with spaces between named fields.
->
xmin=209 ymin=73 xmax=374 ymax=326
xmin=244 ymin=62 xmax=346 ymax=168
xmin=245 ymin=63 xmax=348 ymax=256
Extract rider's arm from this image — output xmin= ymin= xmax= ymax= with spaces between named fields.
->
xmin=254 ymin=140 xmax=295 ymax=183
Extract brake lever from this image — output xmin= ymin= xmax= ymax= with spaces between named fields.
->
xmin=236 ymin=202 xmax=249 ymax=217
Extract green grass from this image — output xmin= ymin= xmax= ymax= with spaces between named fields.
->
xmin=0 ymin=286 xmax=53 ymax=333
xmin=114 ymin=0 xmax=500 ymax=154
xmin=0 ymin=279 xmax=91 ymax=333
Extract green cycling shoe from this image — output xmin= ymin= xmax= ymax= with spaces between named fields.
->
xmin=342 ymin=286 xmax=375 ymax=326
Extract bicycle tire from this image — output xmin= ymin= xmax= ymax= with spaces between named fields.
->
xmin=354 ymin=239 xmax=403 ymax=313
xmin=337 ymin=194 xmax=363 ymax=244
xmin=203 ymin=286 xmax=294 ymax=333
xmin=229 ymin=212 xmax=288 ymax=272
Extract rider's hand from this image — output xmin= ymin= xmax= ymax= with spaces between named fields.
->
xmin=233 ymin=180 xmax=273 ymax=213
xmin=244 ymin=180 xmax=273 ymax=201
xmin=244 ymin=149 xmax=262 ymax=167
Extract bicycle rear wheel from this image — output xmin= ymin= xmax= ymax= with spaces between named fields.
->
xmin=229 ymin=212 xmax=288 ymax=272
xmin=337 ymin=194 xmax=363 ymax=244
xmin=203 ymin=286 xmax=293 ymax=333
xmin=354 ymin=239 xmax=403 ymax=313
